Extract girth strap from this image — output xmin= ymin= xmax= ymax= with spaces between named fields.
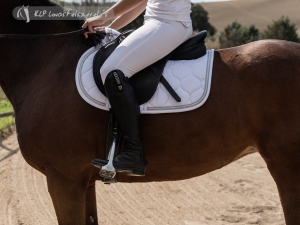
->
xmin=160 ymin=75 xmax=181 ymax=102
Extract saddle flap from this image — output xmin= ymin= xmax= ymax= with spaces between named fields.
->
xmin=130 ymin=56 xmax=169 ymax=104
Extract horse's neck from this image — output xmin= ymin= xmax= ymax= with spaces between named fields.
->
xmin=0 ymin=0 xmax=92 ymax=106
xmin=0 ymin=22 xmax=90 ymax=106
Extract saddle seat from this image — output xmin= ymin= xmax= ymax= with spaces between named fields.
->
xmin=93 ymin=30 xmax=207 ymax=105
xmin=169 ymin=30 xmax=207 ymax=60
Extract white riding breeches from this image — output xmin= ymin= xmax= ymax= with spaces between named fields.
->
xmin=100 ymin=18 xmax=193 ymax=83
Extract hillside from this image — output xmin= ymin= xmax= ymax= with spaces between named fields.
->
xmin=201 ymin=0 xmax=300 ymax=34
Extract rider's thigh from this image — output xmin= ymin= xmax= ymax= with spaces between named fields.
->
xmin=100 ymin=18 xmax=193 ymax=83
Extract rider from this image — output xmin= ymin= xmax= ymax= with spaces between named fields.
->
xmin=82 ymin=0 xmax=193 ymax=176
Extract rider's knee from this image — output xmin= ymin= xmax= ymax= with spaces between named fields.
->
xmin=101 ymin=64 xmax=132 ymax=83
xmin=100 ymin=63 xmax=115 ymax=83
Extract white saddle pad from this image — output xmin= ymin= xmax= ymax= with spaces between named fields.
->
xmin=75 ymin=29 xmax=214 ymax=114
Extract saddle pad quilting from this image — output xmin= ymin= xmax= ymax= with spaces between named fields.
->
xmin=76 ymin=46 xmax=214 ymax=114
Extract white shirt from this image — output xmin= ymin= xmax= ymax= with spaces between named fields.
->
xmin=145 ymin=0 xmax=192 ymax=23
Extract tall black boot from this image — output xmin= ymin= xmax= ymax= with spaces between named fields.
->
xmin=94 ymin=70 xmax=147 ymax=176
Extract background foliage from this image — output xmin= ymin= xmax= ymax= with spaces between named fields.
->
xmin=190 ymin=4 xmax=216 ymax=36
xmin=55 ymin=0 xmax=300 ymax=48
xmin=262 ymin=16 xmax=300 ymax=42
xmin=219 ymin=21 xmax=260 ymax=48
xmin=217 ymin=16 xmax=299 ymax=48
xmin=0 ymin=98 xmax=14 ymax=131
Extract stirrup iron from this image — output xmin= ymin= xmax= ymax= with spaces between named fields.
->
xmin=99 ymin=137 xmax=117 ymax=179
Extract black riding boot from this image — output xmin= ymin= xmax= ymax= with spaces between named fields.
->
xmin=94 ymin=70 xmax=147 ymax=176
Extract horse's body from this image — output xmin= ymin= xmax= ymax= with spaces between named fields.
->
xmin=1 ymin=0 xmax=300 ymax=224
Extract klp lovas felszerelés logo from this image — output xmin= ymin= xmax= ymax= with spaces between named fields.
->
xmin=13 ymin=6 xmax=108 ymax=22
xmin=16 ymin=5 xmax=30 ymax=23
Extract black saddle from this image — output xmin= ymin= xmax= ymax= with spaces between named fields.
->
xmin=93 ymin=30 xmax=207 ymax=105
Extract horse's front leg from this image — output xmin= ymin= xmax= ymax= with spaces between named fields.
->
xmin=260 ymin=142 xmax=300 ymax=225
xmin=46 ymin=169 xmax=97 ymax=225
xmin=266 ymin=161 xmax=300 ymax=224
xmin=85 ymin=180 xmax=98 ymax=225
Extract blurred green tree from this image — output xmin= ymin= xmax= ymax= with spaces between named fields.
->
xmin=262 ymin=16 xmax=300 ymax=42
xmin=191 ymin=3 xmax=216 ymax=36
xmin=219 ymin=21 xmax=260 ymax=48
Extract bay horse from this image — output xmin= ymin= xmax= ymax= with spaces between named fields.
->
xmin=1 ymin=0 xmax=300 ymax=224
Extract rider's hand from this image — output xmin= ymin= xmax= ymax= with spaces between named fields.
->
xmin=82 ymin=16 xmax=106 ymax=38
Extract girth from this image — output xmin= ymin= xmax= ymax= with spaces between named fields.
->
xmin=93 ymin=30 xmax=207 ymax=105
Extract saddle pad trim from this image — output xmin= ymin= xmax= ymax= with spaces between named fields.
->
xmin=76 ymin=47 xmax=111 ymax=108
xmin=76 ymin=48 xmax=214 ymax=114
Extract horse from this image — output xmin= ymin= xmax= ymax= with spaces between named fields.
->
xmin=1 ymin=0 xmax=300 ymax=224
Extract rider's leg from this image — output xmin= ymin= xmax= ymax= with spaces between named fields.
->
xmin=103 ymin=69 xmax=146 ymax=176
xmin=100 ymin=18 xmax=193 ymax=80
xmin=97 ymin=18 xmax=193 ymax=176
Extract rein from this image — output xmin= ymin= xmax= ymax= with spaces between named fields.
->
xmin=0 ymin=28 xmax=89 ymax=39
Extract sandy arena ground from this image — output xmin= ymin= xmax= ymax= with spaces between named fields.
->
xmin=0 ymin=131 xmax=285 ymax=225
